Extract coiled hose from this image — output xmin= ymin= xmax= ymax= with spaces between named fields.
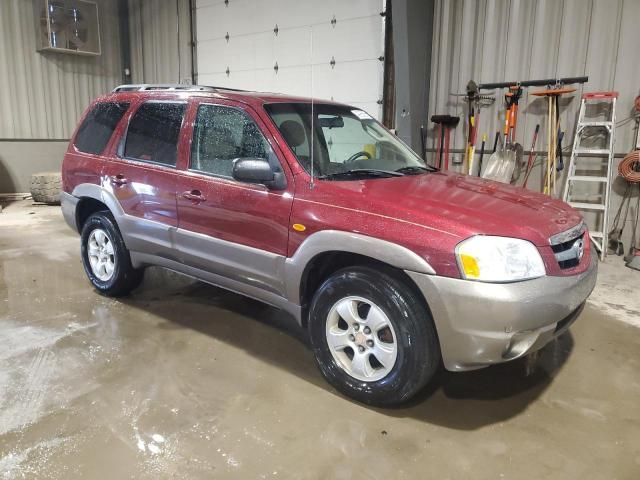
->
xmin=620 ymin=100 xmax=640 ymax=183
xmin=619 ymin=150 xmax=640 ymax=183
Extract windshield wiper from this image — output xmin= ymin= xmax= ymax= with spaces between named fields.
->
xmin=395 ymin=165 xmax=438 ymax=175
xmin=318 ymin=168 xmax=404 ymax=180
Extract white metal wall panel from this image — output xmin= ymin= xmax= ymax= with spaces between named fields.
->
xmin=428 ymin=0 xmax=638 ymax=158
xmin=0 ymin=0 xmax=122 ymax=139
xmin=195 ymin=0 xmax=385 ymax=119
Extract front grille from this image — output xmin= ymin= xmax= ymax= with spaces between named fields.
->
xmin=549 ymin=223 xmax=587 ymax=270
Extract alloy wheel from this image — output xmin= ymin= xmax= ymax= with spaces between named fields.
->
xmin=325 ymin=296 xmax=398 ymax=382
xmin=87 ymin=228 xmax=116 ymax=281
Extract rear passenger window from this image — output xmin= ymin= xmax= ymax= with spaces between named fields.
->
xmin=190 ymin=104 xmax=270 ymax=177
xmin=74 ymin=102 xmax=129 ymax=154
xmin=124 ymin=102 xmax=186 ymax=167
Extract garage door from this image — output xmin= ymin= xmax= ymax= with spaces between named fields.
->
xmin=195 ymin=0 xmax=386 ymax=119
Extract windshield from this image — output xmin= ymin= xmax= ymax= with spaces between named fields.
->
xmin=264 ymin=103 xmax=426 ymax=179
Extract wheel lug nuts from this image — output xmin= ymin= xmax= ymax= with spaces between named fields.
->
xmin=349 ymin=334 xmax=355 ymax=341
xmin=367 ymin=340 xmax=374 ymax=347
xmin=363 ymin=327 xmax=371 ymax=334
xmin=353 ymin=324 xmax=359 ymax=331
xmin=358 ymin=346 xmax=365 ymax=353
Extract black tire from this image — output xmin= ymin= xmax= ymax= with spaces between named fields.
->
xmin=30 ymin=172 xmax=62 ymax=204
xmin=80 ymin=211 xmax=144 ymax=297
xmin=308 ymin=266 xmax=440 ymax=406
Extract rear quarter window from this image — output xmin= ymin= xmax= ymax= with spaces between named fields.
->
xmin=74 ymin=102 xmax=130 ymax=154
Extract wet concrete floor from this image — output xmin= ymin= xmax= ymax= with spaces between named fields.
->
xmin=0 ymin=200 xmax=639 ymax=479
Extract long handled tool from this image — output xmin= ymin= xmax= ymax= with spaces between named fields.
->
xmin=508 ymin=86 xmax=524 ymax=169
xmin=532 ymin=86 xmax=576 ymax=196
xmin=492 ymin=131 xmax=500 ymax=153
xmin=477 ymin=134 xmax=487 ymax=177
xmin=554 ymin=95 xmax=565 ymax=172
xmin=464 ymin=103 xmax=476 ymax=173
xmin=481 ymin=94 xmax=517 ymax=182
xmin=522 ymin=124 xmax=540 ymax=188
xmin=452 ymin=81 xmax=495 ymax=175
xmin=431 ymin=115 xmax=460 ymax=170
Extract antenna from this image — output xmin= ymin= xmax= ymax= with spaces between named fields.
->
xmin=309 ymin=26 xmax=315 ymax=189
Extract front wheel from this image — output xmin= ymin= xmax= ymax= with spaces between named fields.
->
xmin=80 ymin=211 xmax=143 ymax=297
xmin=308 ymin=266 xmax=440 ymax=406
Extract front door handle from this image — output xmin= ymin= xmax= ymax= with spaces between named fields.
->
xmin=110 ymin=174 xmax=128 ymax=185
xmin=181 ymin=189 xmax=206 ymax=203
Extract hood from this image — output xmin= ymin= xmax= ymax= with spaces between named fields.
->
xmin=324 ymin=171 xmax=583 ymax=246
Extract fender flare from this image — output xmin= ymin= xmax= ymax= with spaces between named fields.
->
xmin=284 ymin=230 xmax=436 ymax=304
xmin=72 ymin=182 xmax=127 ymax=221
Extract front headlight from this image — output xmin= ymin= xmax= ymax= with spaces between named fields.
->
xmin=455 ymin=236 xmax=546 ymax=282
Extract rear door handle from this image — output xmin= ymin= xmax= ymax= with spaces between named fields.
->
xmin=181 ymin=189 xmax=206 ymax=203
xmin=110 ymin=174 xmax=128 ymax=185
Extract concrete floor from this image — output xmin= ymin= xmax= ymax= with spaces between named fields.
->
xmin=0 ymin=200 xmax=639 ymax=480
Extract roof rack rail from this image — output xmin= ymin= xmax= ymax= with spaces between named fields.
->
xmin=112 ymin=84 xmax=216 ymax=93
xmin=204 ymin=85 xmax=249 ymax=92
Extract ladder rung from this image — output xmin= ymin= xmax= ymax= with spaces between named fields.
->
xmin=573 ymin=148 xmax=611 ymax=155
xmin=582 ymin=91 xmax=618 ymax=100
xmin=568 ymin=175 xmax=608 ymax=182
xmin=578 ymin=122 xmax=613 ymax=128
xmin=590 ymin=231 xmax=604 ymax=238
xmin=569 ymin=202 xmax=606 ymax=211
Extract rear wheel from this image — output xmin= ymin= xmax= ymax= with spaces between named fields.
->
xmin=308 ymin=266 xmax=440 ymax=406
xmin=80 ymin=211 xmax=143 ymax=296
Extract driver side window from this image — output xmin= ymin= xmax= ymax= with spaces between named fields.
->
xmin=320 ymin=115 xmax=375 ymax=164
xmin=190 ymin=104 xmax=270 ymax=177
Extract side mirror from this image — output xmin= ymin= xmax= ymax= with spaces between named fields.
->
xmin=232 ymin=157 xmax=285 ymax=189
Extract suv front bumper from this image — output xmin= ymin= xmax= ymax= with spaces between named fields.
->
xmin=406 ymin=252 xmax=597 ymax=371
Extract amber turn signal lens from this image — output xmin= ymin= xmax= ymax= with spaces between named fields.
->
xmin=459 ymin=254 xmax=480 ymax=278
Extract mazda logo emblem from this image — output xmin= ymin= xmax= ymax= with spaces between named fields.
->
xmin=573 ymin=238 xmax=584 ymax=260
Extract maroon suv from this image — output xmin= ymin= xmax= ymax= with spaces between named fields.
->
xmin=61 ymin=84 xmax=597 ymax=405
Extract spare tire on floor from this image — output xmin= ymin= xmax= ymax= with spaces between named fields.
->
xmin=30 ymin=172 xmax=62 ymax=205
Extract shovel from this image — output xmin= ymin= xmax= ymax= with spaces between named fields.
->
xmin=481 ymin=106 xmax=516 ymax=182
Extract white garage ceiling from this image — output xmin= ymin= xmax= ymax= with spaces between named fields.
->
xmin=195 ymin=0 xmax=386 ymax=119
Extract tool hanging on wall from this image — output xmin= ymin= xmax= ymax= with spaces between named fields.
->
xmin=531 ymin=86 xmax=576 ymax=196
xmin=508 ymin=86 xmax=524 ymax=177
xmin=522 ymin=124 xmax=540 ymax=188
xmin=481 ymin=87 xmax=523 ymax=183
xmin=464 ymin=105 xmax=476 ymax=174
xmin=477 ymin=134 xmax=487 ymax=177
xmin=430 ymin=114 xmax=460 ymax=170
xmin=492 ymin=131 xmax=500 ymax=153
xmin=452 ymin=81 xmax=494 ymax=175
xmin=469 ymin=76 xmax=588 ymax=184
xmin=554 ymin=94 xmax=565 ymax=173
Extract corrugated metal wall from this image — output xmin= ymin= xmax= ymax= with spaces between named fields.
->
xmin=128 ymin=0 xmax=192 ymax=85
xmin=428 ymin=0 xmax=640 ymax=157
xmin=0 ymin=0 xmax=123 ymax=140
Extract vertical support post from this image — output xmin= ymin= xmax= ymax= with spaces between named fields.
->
xmin=392 ymin=0 xmax=435 ymax=153
xmin=118 ymin=0 xmax=132 ymax=84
